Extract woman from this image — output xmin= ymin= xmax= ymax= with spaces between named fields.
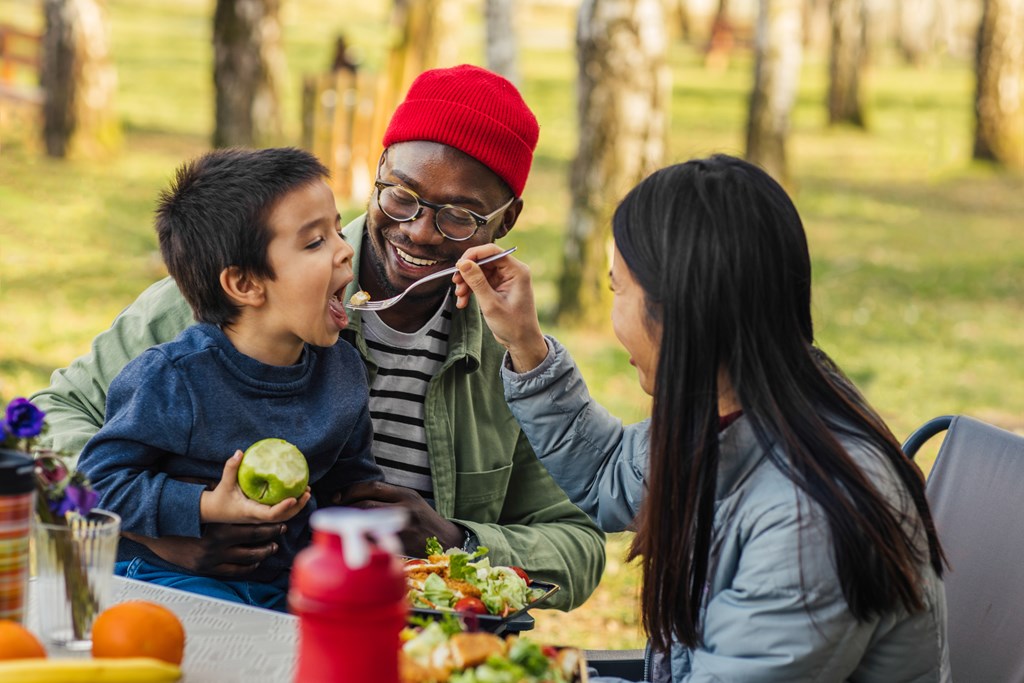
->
xmin=453 ymin=155 xmax=949 ymax=681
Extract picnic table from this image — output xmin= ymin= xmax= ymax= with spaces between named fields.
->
xmin=28 ymin=576 xmax=297 ymax=682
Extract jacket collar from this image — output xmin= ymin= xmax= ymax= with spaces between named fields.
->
xmin=715 ymin=415 xmax=773 ymax=501
xmin=341 ymin=214 xmax=483 ymax=374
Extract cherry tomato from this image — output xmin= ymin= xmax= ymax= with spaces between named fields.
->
xmin=510 ymin=566 xmax=532 ymax=585
xmin=404 ymin=558 xmax=428 ymax=567
xmin=542 ymin=645 xmax=560 ymax=658
xmin=453 ymin=597 xmax=489 ymax=615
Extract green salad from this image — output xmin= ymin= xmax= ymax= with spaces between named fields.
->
xmin=400 ymin=617 xmax=580 ymax=683
xmin=405 ymin=538 xmax=547 ymax=617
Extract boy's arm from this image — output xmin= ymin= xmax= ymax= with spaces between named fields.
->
xmin=76 ymin=350 xmax=207 ymax=538
xmin=79 ymin=353 xmax=307 ymax=536
xmin=30 ymin=277 xmax=194 ymax=460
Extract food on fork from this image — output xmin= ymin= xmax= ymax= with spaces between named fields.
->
xmin=349 ymin=290 xmax=372 ymax=306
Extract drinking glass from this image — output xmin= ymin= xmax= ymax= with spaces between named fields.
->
xmin=31 ymin=509 xmax=120 ymax=652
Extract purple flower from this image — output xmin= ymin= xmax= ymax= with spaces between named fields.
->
xmin=54 ymin=484 xmax=99 ymax=517
xmin=3 ymin=397 xmax=46 ymax=439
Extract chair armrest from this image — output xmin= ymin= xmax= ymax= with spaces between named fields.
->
xmin=583 ymin=648 xmax=646 ymax=680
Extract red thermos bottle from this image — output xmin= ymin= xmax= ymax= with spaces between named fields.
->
xmin=289 ymin=508 xmax=409 ymax=683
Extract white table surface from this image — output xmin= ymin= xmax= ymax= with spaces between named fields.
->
xmin=28 ymin=576 xmax=297 ymax=682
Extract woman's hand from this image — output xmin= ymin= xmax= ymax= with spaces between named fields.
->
xmin=199 ymin=450 xmax=311 ymax=524
xmin=453 ymin=244 xmax=549 ymax=373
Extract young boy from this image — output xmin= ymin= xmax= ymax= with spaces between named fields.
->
xmin=77 ymin=147 xmax=383 ymax=611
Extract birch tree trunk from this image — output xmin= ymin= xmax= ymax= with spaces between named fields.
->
xmin=557 ymin=0 xmax=669 ymax=324
xmin=897 ymin=0 xmax=938 ymax=66
xmin=485 ymin=0 xmax=519 ymax=84
xmin=973 ymin=0 xmax=1024 ymax=169
xmin=827 ymin=0 xmax=867 ymax=127
xmin=745 ymin=0 xmax=802 ymax=186
xmin=41 ymin=0 xmax=118 ymax=158
xmin=379 ymin=0 xmax=463 ymax=121
xmin=212 ymin=0 xmax=285 ymax=148
xmin=802 ymin=0 xmax=830 ymax=53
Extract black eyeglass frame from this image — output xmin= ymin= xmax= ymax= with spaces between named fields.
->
xmin=373 ymin=179 xmax=516 ymax=242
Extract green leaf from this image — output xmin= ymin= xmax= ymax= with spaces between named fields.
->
xmin=425 ymin=536 xmax=444 ymax=556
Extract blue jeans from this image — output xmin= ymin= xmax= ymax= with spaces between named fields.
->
xmin=116 ymin=558 xmax=289 ymax=612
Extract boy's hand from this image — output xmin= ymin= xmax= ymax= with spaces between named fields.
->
xmin=200 ymin=450 xmax=311 ymax=524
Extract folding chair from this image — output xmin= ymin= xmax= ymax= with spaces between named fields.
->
xmin=902 ymin=415 xmax=1024 ymax=682
xmin=582 ymin=647 xmax=647 ymax=680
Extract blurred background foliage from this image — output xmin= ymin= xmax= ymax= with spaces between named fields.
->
xmin=2 ymin=0 xmax=1023 ymax=648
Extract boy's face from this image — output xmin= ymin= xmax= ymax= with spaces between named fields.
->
xmin=260 ymin=179 xmax=354 ymax=349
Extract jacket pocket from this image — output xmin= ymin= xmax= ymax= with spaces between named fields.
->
xmin=453 ymin=463 xmax=512 ymax=521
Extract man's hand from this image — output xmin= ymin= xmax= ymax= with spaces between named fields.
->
xmin=334 ymin=481 xmax=465 ymax=554
xmin=124 ymin=522 xmax=286 ymax=577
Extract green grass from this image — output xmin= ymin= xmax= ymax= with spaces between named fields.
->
xmin=3 ymin=0 xmax=1024 ymax=650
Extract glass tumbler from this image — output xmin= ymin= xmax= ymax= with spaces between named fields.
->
xmin=31 ymin=509 xmax=121 ymax=652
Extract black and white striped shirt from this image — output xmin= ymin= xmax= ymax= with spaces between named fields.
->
xmin=360 ymin=298 xmax=452 ymax=501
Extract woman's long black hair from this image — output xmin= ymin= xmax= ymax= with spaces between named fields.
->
xmin=618 ymin=155 xmax=944 ymax=651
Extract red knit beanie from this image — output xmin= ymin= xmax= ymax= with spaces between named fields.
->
xmin=382 ymin=64 xmax=539 ymax=197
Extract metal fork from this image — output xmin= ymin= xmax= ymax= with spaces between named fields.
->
xmin=344 ymin=246 xmax=518 ymax=312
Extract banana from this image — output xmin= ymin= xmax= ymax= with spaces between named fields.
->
xmin=0 ymin=656 xmax=182 ymax=682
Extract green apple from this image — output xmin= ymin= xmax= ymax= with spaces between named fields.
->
xmin=237 ymin=438 xmax=309 ymax=505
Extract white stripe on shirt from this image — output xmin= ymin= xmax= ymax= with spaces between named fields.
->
xmin=360 ymin=297 xmax=452 ymax=501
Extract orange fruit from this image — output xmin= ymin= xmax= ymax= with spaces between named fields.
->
xmin=0 ymin=620 xmax=47 ymax=659
xmin=91 ymin=600 xmax=185 ymax=665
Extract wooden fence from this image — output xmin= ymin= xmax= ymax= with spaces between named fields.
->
xmin=0 ymin=23 xmax=44 ymax=106
xmin=301 ymin=68 xmax=391 ymax=203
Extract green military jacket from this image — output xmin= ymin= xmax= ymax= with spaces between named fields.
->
xmin=31 ymin=215 xmax=605 ymax=610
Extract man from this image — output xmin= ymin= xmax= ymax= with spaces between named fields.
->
xmin=31 ymin=64 xmax=605 ymax=611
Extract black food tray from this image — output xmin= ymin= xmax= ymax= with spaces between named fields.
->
xmin=408 ymin=580 xmax=560 ymax=634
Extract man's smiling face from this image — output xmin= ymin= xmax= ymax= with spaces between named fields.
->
xmin=361 ymin=141 xmax=522 ymax=327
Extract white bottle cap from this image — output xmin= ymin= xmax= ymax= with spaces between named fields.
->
xmin=310 ymin=507 xmax=408 ymax=569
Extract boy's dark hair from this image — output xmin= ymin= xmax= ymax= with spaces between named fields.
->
xmin=155 ymin=147 xmax=330 ymax=326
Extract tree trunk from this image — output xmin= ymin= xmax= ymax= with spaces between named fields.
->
xmin=41 ymin=0 xmax=76 ymax=157
xmin=705 ymin=0 xmax=734 ymax=71
xmin=212 ymin=0 xmax=285 ymax=148
xmin=485 ymin=0 xmax=519 ymax=85
xmin=827 ymin=0 xmax=867 ymax=127
xmin=557 ymin=0 xmax=669 ymax=325
xmin=745 ymin=0 xmax=803 ymax=186
xmin=40 ymin=0 xmax=118 ymax=158
xmin=674 ymin=0 xmax=693 ymax=42
xmin=973 ymin=0 xmax=1024 ymax=170
xmin=802 ymin=0 xmax=830 ymax=53
xmin=896 ymin=0 xmax=937 ymax=66
xmin=379 ymin=0 xmax=463 ymax=121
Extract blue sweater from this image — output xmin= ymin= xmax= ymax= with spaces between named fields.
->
xmin=78 ymin=323 xmax=382 ymax=582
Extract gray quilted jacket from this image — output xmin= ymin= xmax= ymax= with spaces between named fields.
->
xmin=502 ymin=337 xmax=950 ymax=682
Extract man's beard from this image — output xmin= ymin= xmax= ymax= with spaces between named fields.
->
xmin=364 ymin=224 xmax=452 ymax=304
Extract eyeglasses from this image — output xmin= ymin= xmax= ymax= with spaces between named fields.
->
xmin=374 ymin=180 xmax=515 ymax=242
